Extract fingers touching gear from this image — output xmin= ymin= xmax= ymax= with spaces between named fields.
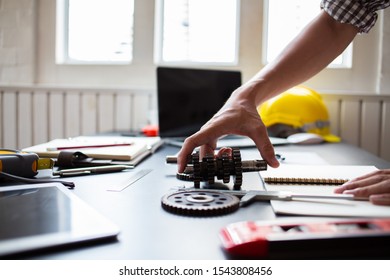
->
xmin=175 ymin=148 xmax=267 ymax=190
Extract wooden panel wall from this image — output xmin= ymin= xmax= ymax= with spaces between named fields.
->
xmin=322 ymin=93 xmax=390 ymax=161
xmin=0 ymin=86 xmax=154 ymax=150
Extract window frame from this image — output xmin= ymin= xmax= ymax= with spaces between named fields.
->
xmin=56 ymin=0 xmax=134 ymax=65
xmin=153 ymin=0 xmax=241 ymax=66
xmin=262 ymin=0 xmax=353 ymax=69
xmin=47 ymin=0 xmax=383 ymax=93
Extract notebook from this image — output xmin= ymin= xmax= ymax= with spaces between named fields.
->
xmin=0 ymin=183 xmax=119 ymax=257
xmin=22 ymin=136 xmax=163 ymax=163
xmin=262 ymin=164 xmax=390 ymax=218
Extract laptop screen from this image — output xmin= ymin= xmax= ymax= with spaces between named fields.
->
xmin=157 ymin=67 xmax=242 ymax=138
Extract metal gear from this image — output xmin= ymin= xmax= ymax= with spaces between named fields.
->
xmin=161 ymin=190 xmax=240 ymax=216
xmin=221 ymin=153 xmax=230 ymax=184
xmin=173 ymin=148 xmax=267 ymax=190
xmin=192 ymin=152 xmax=201 ymax=188
xmin=205 ymin=154 xmax=215 ymax=185
xmin=232 ymin=148 xmax=243 ymax=190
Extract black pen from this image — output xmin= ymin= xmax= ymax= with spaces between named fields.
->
xmin=53 ymin=165 xmax=131 ymax=177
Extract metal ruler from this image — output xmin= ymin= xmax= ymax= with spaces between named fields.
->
xmin=107 ymin=169 xmax=152 ymax=192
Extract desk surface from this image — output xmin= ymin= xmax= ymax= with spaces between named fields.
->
xmin=24 ymin=142 xmax=390 ymax=260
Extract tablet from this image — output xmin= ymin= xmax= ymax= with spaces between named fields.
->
xmin=0 ymin=183 xmax=119 ymax=257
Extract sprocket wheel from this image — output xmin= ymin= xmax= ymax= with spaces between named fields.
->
xmin=161 ymin=190 xmax=240 ymax=216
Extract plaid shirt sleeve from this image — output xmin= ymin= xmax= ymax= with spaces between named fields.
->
xmin=321 ymin=0 xmax=390 ymax=33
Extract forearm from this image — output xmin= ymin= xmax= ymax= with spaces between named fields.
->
xmin=245 ymin=11 xmax=359 ymax=105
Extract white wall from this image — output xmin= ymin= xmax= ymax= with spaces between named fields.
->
xmin=380 ymin=7 xmax=390 ymax=92
xmin=0 ymin=0 xmax=36 ymax=84
xmin=1 ymin=0 xmax=390 ymax=94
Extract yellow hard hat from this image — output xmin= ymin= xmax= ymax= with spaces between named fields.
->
xmin=258 ymin=86 xmax=340 ymax=142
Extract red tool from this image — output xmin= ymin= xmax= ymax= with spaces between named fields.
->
xmin=220 ymin=218 xmax=390 ymax=258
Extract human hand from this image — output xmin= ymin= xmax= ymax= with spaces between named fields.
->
xmin=334 ymin=169 xmax=390 ymax=206
xmin=176 ymin=84 xmax=280 ymax=173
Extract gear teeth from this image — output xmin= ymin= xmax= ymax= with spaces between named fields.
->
xmin=204 ymin=154 xmax=215 ymax=185
xmin=175 ymin=148 xmax=248 ymax=189
xmin=161 ymin=190 xmax=240 ymax=216
xmin=232 ymin=148 xmax=243 ymax=190
xmin=176 ymin=172 xmax=192 ymax=181
xmin=221 ymin=153 xmax=230 ymax=183
xmin=192 ymin=152 xmax=201 ymax=188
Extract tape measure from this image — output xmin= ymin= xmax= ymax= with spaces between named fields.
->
xmin=0 ymin=149 xmax=53 ymax=178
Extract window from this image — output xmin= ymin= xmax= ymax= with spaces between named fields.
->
xmin=264 ymin=0 xmax=352 ymax=68
xmin=155 ymin=0 xmax=240 ymax=65
xmin=56 ymin=0 xmax=134 ymax=64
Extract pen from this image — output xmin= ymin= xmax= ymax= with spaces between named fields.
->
xmin=47 ymin=143 xmax=132 ymax=151
xmin=53 ymin=165 xmax=130 ymax=177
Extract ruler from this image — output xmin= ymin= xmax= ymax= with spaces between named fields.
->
xmin=107 ymin=169 xmax=152 ymax=192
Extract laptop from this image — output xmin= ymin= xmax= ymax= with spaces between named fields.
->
xmin=0 ymin=183 xmax=119 ymax=257
xmin=156 ymin=67 xmax=288 ymax=148
xmin=157 ymin=66 xmax=248 ymax=147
